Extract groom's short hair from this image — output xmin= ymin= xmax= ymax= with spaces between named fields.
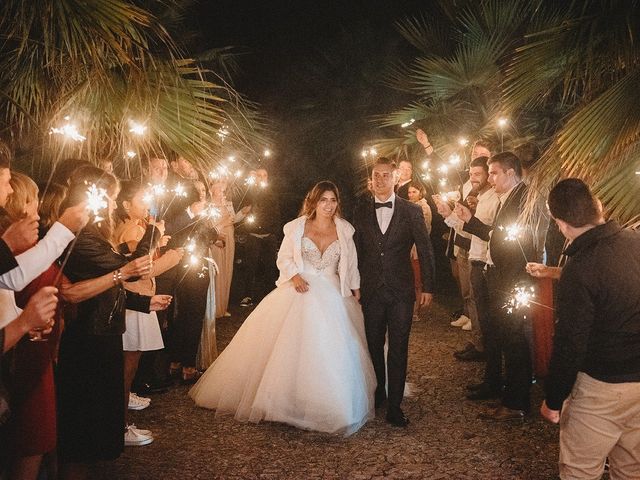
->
xmin=374 ymin=157 xmax=397 ymax=170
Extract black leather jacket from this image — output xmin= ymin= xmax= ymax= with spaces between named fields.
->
xmin=63 ymin=224 xmax=160 ymax=336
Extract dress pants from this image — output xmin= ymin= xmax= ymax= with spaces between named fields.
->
xmin=170 ymin=269 xmax=210 ymax=368
xmin=457 ymin=250 xmax=480 ymax=348
xmin=486 ymin=266 xmax=532 ymax=412
xmin=362 ymin=290 xmax=414 ymax=409
xmin=470 ymin=261 xmax=490 ymax=353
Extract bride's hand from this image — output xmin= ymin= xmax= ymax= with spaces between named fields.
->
xmin=352 ymin=289 xmax=361 ymax=302
xmin=292 ymin=274 xmax=309 ymax=293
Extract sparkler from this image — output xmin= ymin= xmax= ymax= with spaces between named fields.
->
xmin=128 ymin=120 xmax=147 ymax=136
xmin=53 ymin=182 xmax=110 ymax=287
xmin=505 ymin=285 xmax=535 ymax=315
xmin=401 ymin=118 xmax=415 ymax=128
xmin=458 ymin=137 xmax=469 ymax=147
xmin=200 ymin=203 xmax=222 ymax=222
xmin=448 ymin=154 xmax=461 ymax=166
xmin=86 ymin=183 xmax=109 ymax=223
xmin=497 ymin=117 xmax=508 ymax=152
xmin=263 ymin=149 xmax=272 ymax=158
xmin=126 ymin=150 xmax=136 ymax=159
xmin=218 ymin=126 xmax=230 ymax=141
xmin=499 ymin=223 xmax=529 ymax=262
xmin=49 ymin=117 xmax=86 ymax=142
xmin=246 ymin=214 xmax=256 ymax=224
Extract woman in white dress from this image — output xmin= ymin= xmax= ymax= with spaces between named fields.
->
xmin=190 ymin=181 xmax=376 ymax=435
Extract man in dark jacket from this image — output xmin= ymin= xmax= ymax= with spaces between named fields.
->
xmin=541 ymin=178 xmax=640 ymax=480
xmin=456 ymin=152 xmax=537 ymax=419
xmin=353 ymin=157 xmax=435 ymax=427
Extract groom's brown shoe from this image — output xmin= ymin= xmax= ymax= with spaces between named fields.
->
xmin=386 ymin=407 xmax=409 ymax=427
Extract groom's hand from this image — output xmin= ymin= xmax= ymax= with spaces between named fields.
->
xmin=419 ymin=292 xmax=433 ymax=308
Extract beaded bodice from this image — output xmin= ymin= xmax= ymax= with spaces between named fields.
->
xmin=301 ymin=237 xmax=340 ymax=274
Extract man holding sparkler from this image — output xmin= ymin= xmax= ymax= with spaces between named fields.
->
xmin=541 ymin=178 xmax=640 ymax=479
xmin=455 ymin=152 xmax=537 ymax=420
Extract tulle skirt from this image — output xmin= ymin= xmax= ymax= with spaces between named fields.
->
xmin=190 ymin=270 xmax=376 ymax=436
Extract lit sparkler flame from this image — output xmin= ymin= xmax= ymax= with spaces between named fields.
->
xmin=439 ymin=178 xmax=447 ymax=187
xmin=245 ymin=176 xmax=257 ymax=187
xmin=505 ymin=285 xmax=535 ymax=314
xmin=234 ymin=169 xmax=243 ymax=178
xmin=437 ymin=164 xmax=449 ymax=174
xmin=126 ymin=150 xmax=136 ymax=159
xmin=246 ymin=214 xmax=256 ymax=224
xmin=500 ymin=224 xmax=522 ymax=241
xmin=86 ymin=183 xmax=108 ymax=223
xmin=185 ymin=239 xmax=196 ymax=254
xmin=497 ymin=117 xmax=508 ymax=128
xmin=173 ymin=183 xmax=187 ymax=197
xmin=128 ymin=120 xmax=147 ymax=136
xmin=49 ymin=117 xmax=86 ymax=142
xmin=201 ymin=204 xmax=222 ymax=221
xmin=448 ymin=154 xmax=461 ymax=166
xmin=218 ymin=126 xmax=230 ymax=140
xmin=263 ymin=149 xmax=272 ymax=157
xmin=401 ymin=118 xmax=415 ymax=128
xmin=458 ymin=137 xmax=469 ymax=147
xmin=421 ymin=160 xmax=430 ymax=170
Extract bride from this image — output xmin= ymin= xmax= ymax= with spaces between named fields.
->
xmin=190 ymin=181 xmax=376 ymax=435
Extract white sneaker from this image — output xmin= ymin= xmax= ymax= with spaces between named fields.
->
xmin=124 ymin=425 xmax=153 ymax=446
xmin=131 ymin=392 xmax=151 ymax=404
xmin=128 ymin=393 xmax=150 ymax=410
xmin=450 ymin=314 xmax=471 ymax=327
xmin=128 ymin=424 xmax=152 ymax=436
xmin=461 ymin=319 xmax=472 ymax=331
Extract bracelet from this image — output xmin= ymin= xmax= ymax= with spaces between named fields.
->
xmin=112 ymin=269 xmax=123 ymax=286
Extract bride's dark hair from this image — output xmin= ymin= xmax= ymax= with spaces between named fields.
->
xmin=300 ymin=181 xmax=342 ymax=219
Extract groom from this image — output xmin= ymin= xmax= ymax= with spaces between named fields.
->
xmin=353 ymin=157 xmax=435 ymax=427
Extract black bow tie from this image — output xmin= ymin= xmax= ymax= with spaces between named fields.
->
xmin=375 ymin=201 xmax=393 ymax=209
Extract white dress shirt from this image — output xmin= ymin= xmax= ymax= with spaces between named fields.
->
xmin=374 ymin=193 xmax=395 ymax=235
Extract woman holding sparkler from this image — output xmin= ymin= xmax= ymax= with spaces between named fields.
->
xmin=114 ymin=180 xmax=183 ymax=446
xmin=209 ymin=178 xmax=250 ymax=318
xmin=1 ymin=173 xmax=86 ymax=480
xmin=190 ymin=181 xmax=375 ymax=435
xmin=56 ymin=168 xmax=172 ymax=477
xmin=165 ymin=181 xmax=219 ymax=384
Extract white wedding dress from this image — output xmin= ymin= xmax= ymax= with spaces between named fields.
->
xmin=189 ymin=237 xmax=376 ymax=435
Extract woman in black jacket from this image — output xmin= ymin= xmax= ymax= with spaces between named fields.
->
xmin=56 ymin=168 xmax=171 ymax=479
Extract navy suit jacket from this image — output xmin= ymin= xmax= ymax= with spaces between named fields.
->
xmin=353 ymin=196 xmax=435 ymax=304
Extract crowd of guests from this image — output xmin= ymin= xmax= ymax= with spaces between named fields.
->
xmin=0 ymin=129 xmax=638 ymax=480
xmin=0 ymin=140 xmax=281 ymax=479
xmin=401 ymin=129 xmax=639 ymax=478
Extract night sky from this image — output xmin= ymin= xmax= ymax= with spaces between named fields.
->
xmin=194 ymin=0 xmax=429 ymax=218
